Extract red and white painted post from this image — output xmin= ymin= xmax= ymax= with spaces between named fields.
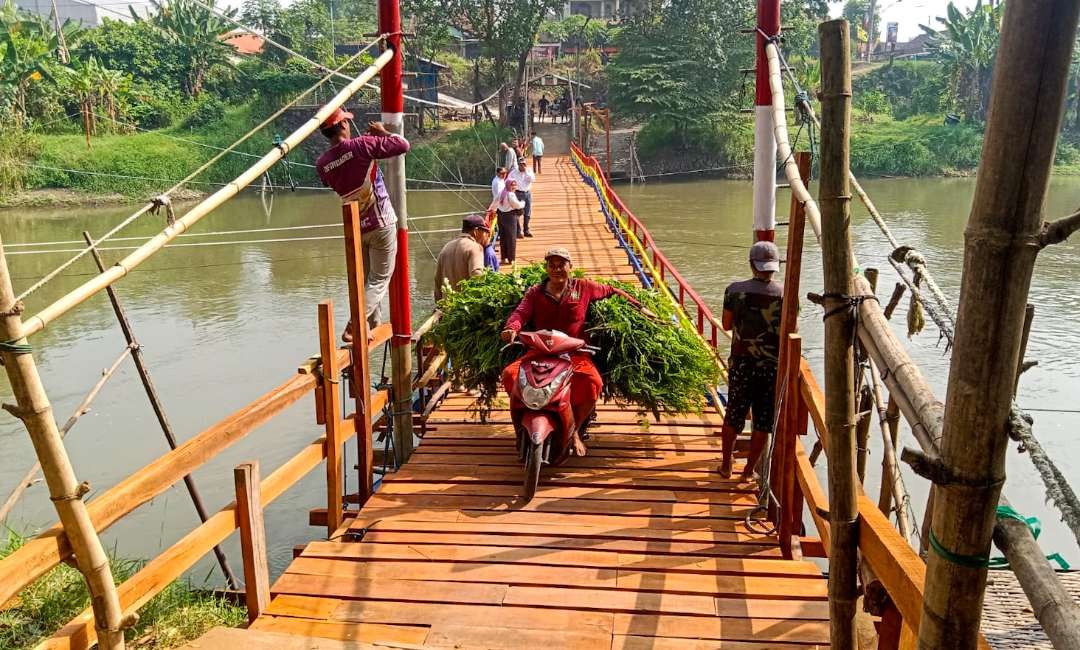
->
xmin=378 ymin=0 xmax=414 ymax=462
xmin=753 ymin=0 xmax=781 ymax=242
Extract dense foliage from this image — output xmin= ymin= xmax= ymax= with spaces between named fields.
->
xmin=429 ymin=264 xmax=719 ymax=420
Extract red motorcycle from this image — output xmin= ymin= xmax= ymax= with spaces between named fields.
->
xmin=506 ymin=330 xmax=595 ymax=501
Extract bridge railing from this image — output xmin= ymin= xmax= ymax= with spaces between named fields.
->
xmin=569 ymin=142 xmax=729 ymax=353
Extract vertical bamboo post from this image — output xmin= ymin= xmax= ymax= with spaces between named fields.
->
xmin=82 ymin=231 xmax=238 ymax=590
xmin=919 ymin=2 xmax=1080 ymax=647
xmin=233 ymin=461 xmax=269 ymax=624
xmin=318 ymin=300 xmax=345 ymax=536
xmin=0 ymin=242 xmax=127 ymax=649
xmin=1012 ymin=303 xmax=1035 ymax=395
xmin=818 ymin=18 xmax=858 ymax=650
xmin=342 ymin=202 xmax=374 ymax=502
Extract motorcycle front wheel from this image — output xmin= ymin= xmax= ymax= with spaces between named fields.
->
xmin=523 ymin=441 xmax=543 ymax=502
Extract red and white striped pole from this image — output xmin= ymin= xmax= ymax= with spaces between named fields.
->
xmin=753 ymin=0 xmax=781 ymax=242
xmin=378 ymin=0 xmax=414 ymax=461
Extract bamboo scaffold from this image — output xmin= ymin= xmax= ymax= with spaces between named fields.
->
xmin=762 ymin=13 xmax=1080 ymax=649
xmin=0 ymin=38 xmax=395 ymax=647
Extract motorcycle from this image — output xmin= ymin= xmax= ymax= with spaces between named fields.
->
xmin=505 ymin=330 xmax=596 ymax=501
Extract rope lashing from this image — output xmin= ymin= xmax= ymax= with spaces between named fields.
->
xmin=0 ymin=340 xmax=33 ymax=355
xmin=150 ymin=195 xmax=175 ymax=226
xmin=49 ymin=480 xmax=91 ymax=503
xmin=929 ymin=506 xmax=1071 ymax=569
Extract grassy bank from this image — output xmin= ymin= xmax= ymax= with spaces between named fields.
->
xmin=0 ymin=109 xmax=511 ymax=207
xmin=0 ymin=531 xmax=244 ymax=648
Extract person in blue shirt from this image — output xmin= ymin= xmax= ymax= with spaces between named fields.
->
xmin=531 ymin=131 xmax=545 ymax=174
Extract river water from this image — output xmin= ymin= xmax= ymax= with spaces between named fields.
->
xmin=0 ymin=175 xmax=1076 ymax=585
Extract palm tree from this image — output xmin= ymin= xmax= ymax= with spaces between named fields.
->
xmin=135 ymin=0 xmax=237 ymax=96
xmin=920 ymin=0 xmax=1002 ymax=122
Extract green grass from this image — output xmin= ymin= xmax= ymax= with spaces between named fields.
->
xmin=0 ymin=530 xmax=245 ymax=649
xmin=849 ymin=113 xmax=985 ymax=177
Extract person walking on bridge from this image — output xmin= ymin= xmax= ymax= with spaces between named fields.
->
xmin=491 ymin=166 xmax=508 ymax=200
xmin=509 ymin=158 xmax=536 ymax=237
xmin=718 ymin=241 xmax=784 ymax=480
xmin=434 ymin=215 xmax=490 ymax=302
xmin=316 ymin=107 xmax=410 ymax=342
xmin=530 ymin=131 xmax=545 ymax=174
xmin=489 ymin=178 xmax=525 ymax=264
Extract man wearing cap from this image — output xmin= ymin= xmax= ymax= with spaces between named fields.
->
xmin=508 ymin=157 xmax=536 ymax=237
xmin=499 ymin=248 xmax=652 ymax=457
xmin=718 ymin=241 xmax=784 ymax=480
xmin=433 ymin=215 xmax=491 ymax=302
xmin=315 ymin=108 xmax=410 ymax=341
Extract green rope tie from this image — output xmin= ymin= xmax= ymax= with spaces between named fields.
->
xmin=928 ymin=505 xmax=1071 ymax=570
xmin=0 ymin=340 xmax=31 ymax=355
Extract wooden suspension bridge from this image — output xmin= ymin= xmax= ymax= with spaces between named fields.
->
xmin=2 ymin=4 xmax=1080 ymax=650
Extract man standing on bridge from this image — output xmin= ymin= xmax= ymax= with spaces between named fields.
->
xmin=315 ymin=107 xmax=410 ymax=342
xmin=509 ymin=157 xmax=536 ymax=238
xmin=433 ymin=214 xmax=490 ymax=302
xmin=530 ymin=131 xmax=545 ymax=175
xmin=718 ymin=241 xmax=784 ymax=481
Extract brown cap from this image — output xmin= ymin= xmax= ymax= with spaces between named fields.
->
xmin=545 ymin=247 xmax=572 ymax=263
xmin=462 ymin=214 xmax=490 ymax=232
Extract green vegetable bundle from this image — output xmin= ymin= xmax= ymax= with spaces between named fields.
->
xmin=428 ymin=264 xmax=720 ymax=420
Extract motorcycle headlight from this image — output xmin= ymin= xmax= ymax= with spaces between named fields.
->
xmin=519 ymin=367 xmax=567 ymax=410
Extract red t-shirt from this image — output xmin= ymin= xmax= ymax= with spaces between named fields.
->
xmin=504 ymin=278 xmax=635 ymax=340
xmin=315 ymin=134 xmax=410 ymax=232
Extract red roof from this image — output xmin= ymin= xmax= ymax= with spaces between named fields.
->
xmin=223 ymin=32 xmax=264 ymax=55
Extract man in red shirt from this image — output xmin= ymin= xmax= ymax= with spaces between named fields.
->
xmin=316 ymin=107 xmax=410 ymax=340
xmin=499 ymin=248 xmax=651 ymax=456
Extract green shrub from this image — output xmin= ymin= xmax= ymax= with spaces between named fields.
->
xmin=853 ymin=60 xmax=947 ymax=121
xmin=0 ymin=125 xmax=37 ymax=196
xmin=636 ymin=111 xmax=752 ymax=170
xmin=182 ymin=97 xmax=226 ymax=129
xmin=406 ymin=122 xmax=513 ymax=185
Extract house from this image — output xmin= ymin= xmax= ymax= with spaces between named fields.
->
xmin=223 ymin=31 xmax=265 ymax=56
xmin=15 ymin=0 xmax=150 ymax=27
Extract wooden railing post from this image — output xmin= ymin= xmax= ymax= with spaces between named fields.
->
xmin=777 ymin=334 xmax=804 ymax=558
xmin=318 ymin=300 xmax=345 ymax=535
xmin=342 ymin=203 xmax=375 ymax=503
xmin=233 ymin=461 xmax=269 ymax=624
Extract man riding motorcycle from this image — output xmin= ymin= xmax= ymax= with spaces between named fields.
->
xmin=499 ymin=248 xmax=653 ymax=456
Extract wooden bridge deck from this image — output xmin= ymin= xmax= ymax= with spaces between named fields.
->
xmin=192 ymin=156 xmax=829 ymax=648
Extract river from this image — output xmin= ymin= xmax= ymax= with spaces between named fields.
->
xmin=0 ymin=175 xmax=1076 ymax=586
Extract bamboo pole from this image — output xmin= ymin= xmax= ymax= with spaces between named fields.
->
xmin=818 ymin=19 xmax=858 ymax=650
xmin=0 ymin=244 xmax=127 ymax=647
xmin=1013 ymin=304 xmax=1035 ymax=395
xmin=919 ymin=2 xmax=1080 ymax=647
xmin=17 ymin=48 xmax=393 ymax=341
xmin=0 ymin=345 xmax=131 ymax=523
xmin=82 ymin=231 xmax=239 ymax=589
xmin=869 ymin=360 xmax=911 ymax=542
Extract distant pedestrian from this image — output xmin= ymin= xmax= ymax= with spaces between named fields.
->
xmin=718 ymin=241 xmax=784 ymax=480
xmin=316 ymin=108 xmax=409 ymax=343
xmin=500 ymin=142 xmax=516 ymax=171
xmin=434 ymin=214 xmax=490 ymax=301
xmin=530 ymin=131 xmax=545 ymax=174
xmin=489 ymin=179 xmax=525 ymax=263
xmin=491 ymin=166 xmax=508 ymax=200
xmin=509 ymin=157 xmax=536 ymax=238
xmin=538 ymin=95 xmax=549 ymax=123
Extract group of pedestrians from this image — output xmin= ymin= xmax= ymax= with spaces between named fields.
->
xmin=490 ymin=133 xmax=543 ymax=265
xmin=537 ymin=94 xmax=572 ymax=124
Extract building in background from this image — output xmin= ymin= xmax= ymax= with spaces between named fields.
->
xmin=15 ymin=0 xmax=151 ymax=27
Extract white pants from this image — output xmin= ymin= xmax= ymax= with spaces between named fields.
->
xmin=362 ymin=223 xmax=397 ymax=327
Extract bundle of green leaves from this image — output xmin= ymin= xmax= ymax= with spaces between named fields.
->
xmin=428 ymin=264 xmax=719 ymax=420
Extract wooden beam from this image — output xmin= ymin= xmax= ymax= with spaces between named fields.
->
xmin=318 ymin=301 xmax=345 ymax=535
xmin=233 ymin=462 xmax=269 ymax=624
xmin=342 ymin=202 xmax=375 ymax=502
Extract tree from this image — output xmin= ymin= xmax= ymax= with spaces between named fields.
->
xmin=0 ymin=0 xmax=80 ymax=122
xmin=920 ymin=0 xmax=1002 ymax=122
xmin=842 ymin=0 xmax=879 ymax=58
xmin=241 ymin=0 xmax=279 ymax=34
xmin=607 ymin=0 xmax=754 ymax=132
xmin=134 ymin=0 xmax=237 ymax=97
xmin=402 ymin=0 xmax=453 ymax=62
xmin=451 ymin=0 xmax=564 ymax=127
xmin=76 ymin=18 xmax=181 ymax=84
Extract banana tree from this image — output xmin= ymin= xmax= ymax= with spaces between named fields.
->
xmin=135 ymin=0 xmax=236 ymax=97
xmin=0 ymin=0 xmax=77 ymax=124
xmin=920 ymin=0 xmax=1002 ymax=122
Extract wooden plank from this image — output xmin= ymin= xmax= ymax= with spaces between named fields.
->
xmin=615 ymin=570 xmax=828 ymax=599
xmin=342 ymin=201 xmax=374 ymax=503
xmin=502 ymin=585 xmax=716 ymax=616
xmin=424 ymin=624 xmax=611 ymax=650
xmin=318 ymin=300 xmax=344 ymax=535
xmin=349 ymin=516 xmax=774 ymax=541
xmin=177 ymin=627 xmax=381 ymax=650
xmin=375 ymin=481 xmax=756 ymax=505
xmin=361 ymin=493 xmax=754 ymax=518
xmin=248 ymin=616 xmax=429 ymax=646
xmin=271 ymin=573 xmax=508 ymax=605
xmin=319 ymin=598 xmax=616 ymax=633
xmin=610 ymin=613 xmax=829 ymax=643
xmin=612 ymin=636 xmax=825 ymax=650
xmin=234 ymin=461 xmax=270 ymax=624
xmin=284 ymin=556 xmax=620 ymax=588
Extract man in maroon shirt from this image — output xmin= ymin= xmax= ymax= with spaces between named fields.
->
xmin=316 ymin=107 xmax=410 ymax=340
xmin=499 ymin=248 xmax=652 ymax=456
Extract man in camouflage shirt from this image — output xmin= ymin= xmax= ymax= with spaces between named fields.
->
xmin=718 ymin=241 xmax=784 ymax=480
